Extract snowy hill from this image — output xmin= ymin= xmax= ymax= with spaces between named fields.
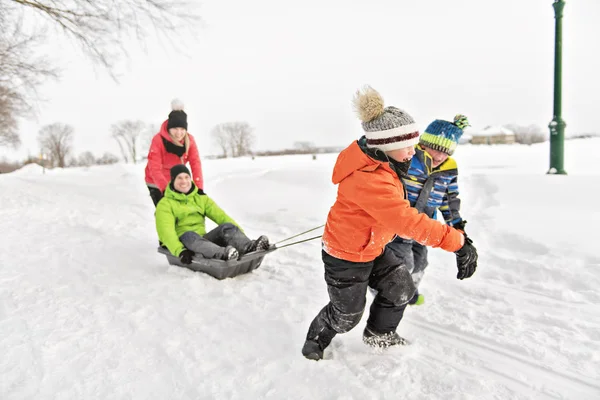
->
xmin=1 ymin=139 xmax=599 ymax=399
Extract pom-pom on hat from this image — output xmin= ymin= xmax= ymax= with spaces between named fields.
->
xmin=167 ymin=98 xmax=188 ymax=130
xmin=352 ymin=86 xmax=420 ymax=152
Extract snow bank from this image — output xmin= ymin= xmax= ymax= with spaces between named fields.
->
xmin=1 ymin=138 xmax=599 ymax=400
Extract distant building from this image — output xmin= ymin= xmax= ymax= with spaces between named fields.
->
xmin=458 ymin=129 xmax=473 ymax=145
xmin=470 ymin=126 xmax=516 ymax=145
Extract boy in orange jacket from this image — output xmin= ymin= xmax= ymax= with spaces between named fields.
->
xmin=302 ymin=86 xmax=478 ymax=360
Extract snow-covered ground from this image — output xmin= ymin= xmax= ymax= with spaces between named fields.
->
xmin=1 ymin=139 xmax=599 ymax=400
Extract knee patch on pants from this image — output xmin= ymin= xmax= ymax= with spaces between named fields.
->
xmin=328 ymin=304 xmax=364 ymax=333
xmin=326 ymin=285 xmax=367 ymax=333
xmin=376 ymin=267 xmax=416 ymax=306
xmin=219 ymin=223 xmax=238 ymax=233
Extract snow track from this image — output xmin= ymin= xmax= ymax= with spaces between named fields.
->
xmin=2 ymin=142 xmax=600 ymax=399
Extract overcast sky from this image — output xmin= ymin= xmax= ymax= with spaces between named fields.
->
xmin=3 ymin=0 xmax=599 ymax=161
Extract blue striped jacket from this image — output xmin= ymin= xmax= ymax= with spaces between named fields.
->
xmin=402 ymin=145 xmax=462 ymax=226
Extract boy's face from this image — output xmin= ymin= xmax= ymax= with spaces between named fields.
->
xmin=423 ymin=146 xmax=449 ymax=168
xmin=386 ymin=146 xmax=416 ymax=163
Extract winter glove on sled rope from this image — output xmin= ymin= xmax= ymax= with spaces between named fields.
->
xmin=453 ymin=220 xmax=467 ymax=234
xmin=455 ymin=235 xmax=477 ymax=280
xmin=180 ymin=249 xmax=195 ymax=265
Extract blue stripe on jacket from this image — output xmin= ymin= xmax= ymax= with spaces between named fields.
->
xmin=403 ymin=146 xmax=463 ymax=226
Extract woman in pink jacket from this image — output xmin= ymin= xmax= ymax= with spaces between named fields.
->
xmin=144 ymin=99 xmax=204 ymax=206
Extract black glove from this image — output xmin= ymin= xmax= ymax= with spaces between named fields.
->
xmin=453 ymin=220 xmax=467 ymax=233
xmin=455 ymin=236 xmax=477 ymax=280
xmin=180 ymin=249 xmax=195 ymax=264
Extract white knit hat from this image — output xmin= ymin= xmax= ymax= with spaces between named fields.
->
xmin=353 ymin=86 xmax=420 ymax=152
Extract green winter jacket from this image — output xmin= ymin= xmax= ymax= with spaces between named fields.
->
xmin=155 ymin=184 xmax=239 ymax=257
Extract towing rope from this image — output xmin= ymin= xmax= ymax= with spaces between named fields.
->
xmin=274 ymin=235 xmax=322 ymax=249
xmin=273 ymin=224 xmax=325 ymax=245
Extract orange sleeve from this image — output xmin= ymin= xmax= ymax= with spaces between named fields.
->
xmin=343 ymin=169 xmax=463 ymax=252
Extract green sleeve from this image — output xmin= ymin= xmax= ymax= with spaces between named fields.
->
xmin=155 ymin=200 xmax=184 ymax=256
xmin=203 ymin=195 xmax=241 ymax=230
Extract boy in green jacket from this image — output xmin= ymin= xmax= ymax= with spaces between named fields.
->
xmin=155 ymin=164 xmax=270 ymax=263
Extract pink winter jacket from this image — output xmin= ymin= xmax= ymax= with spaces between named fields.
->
xmin=144 ymin=120 xmax=204 ymax=192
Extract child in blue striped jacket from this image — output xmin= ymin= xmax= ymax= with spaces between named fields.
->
xmin=386 ymin=115 xmax=471 ymax=305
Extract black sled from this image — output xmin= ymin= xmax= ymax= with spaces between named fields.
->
xmin=157 ymin=246 xmax=277 ymax=280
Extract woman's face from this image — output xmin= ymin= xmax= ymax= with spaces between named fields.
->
xmin=169 ymin=127 xmax=187 ymax=142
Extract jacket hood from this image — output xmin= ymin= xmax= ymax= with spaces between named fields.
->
xmin=159 ymin=120 xmax=174 ymax=142
xmin=164 ymin=182 xmax=198 ymax=200
xmin=332 ymin=137 xmax=409 ymax=184
xmin=331 ymin=139 xmax=381 ymax=184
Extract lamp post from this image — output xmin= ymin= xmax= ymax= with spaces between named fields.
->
xmin=548 ymin=0 xmax=567 ymax=174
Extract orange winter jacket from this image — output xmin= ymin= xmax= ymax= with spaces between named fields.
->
xmin=322 ymin=140 xmax=463 ymax=262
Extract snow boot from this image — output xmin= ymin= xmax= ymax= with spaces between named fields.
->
xmin=302 ymin=321 xmax=337 ymax=361
xmin=222 ymin=246 xmax=239 ymax=261
xmin=363 ymin=327 xmax=408 ymax=348
xmin=301 ymin=339 xmax=324 ymax=361
xmin=245 ymin=235 xmax=270 ymax=253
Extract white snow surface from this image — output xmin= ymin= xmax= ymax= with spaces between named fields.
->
xmin=1 ymin=139 xmax=599 ymax=400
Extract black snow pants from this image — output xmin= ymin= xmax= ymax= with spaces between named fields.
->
xmin=148 ymin=186 xmax=163 ymax=207
xmin=180 ymin=224 xmax=253 ymax=259
xmin=386 ymin=237 xmax=429 ymax=289
xmin=304 ymin=247 xmax=417 ymax=348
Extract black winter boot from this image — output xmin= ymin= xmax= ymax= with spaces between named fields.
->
xmin=301 ymin=339 xmax=324 ymax=361
xmin=245 ymin=235 xmax=270 ymax=253
xmin=363 ymin=327 xmax=408 ymax=348
xmin=302 ymin=317 xmax=337 ymax=361
xmin=302 ymin=330 xmax=336 ymax=361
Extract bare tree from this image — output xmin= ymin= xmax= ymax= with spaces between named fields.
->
xmin=0 ymin=157 xmax=21 ymax=173
xmin=211 ymin=124 xmax=231 ymax=158
xmin=65 ymin=156 xmax=78 ymax=167
xmin=0 ymin=12 xmax=58 ymax=148
xmin=38 ymin=123 xmax=74 ymax=168
xmin=77 ymin=151 xmax=96 ymax=167
xmin=210 ymin=122 xmax=255 ymax=158
xmin=505 ymin=123 xmax=547 ymax=145
xmin=293 ymin=141 xmax=316 ymax=152
xmin=97 ymin=152 xmax=119 ymax=165
xmin=1 ymin=0 xmax=198 ymax=149
xmin=0 ymin=89 xmax=20 ymax=147
xmin=111 ymin=120 xmax=148 ymax=164
xmin=5 ymin=0 xmax=199 ymax=75
xmin=231 ymin=122 xmax=255 ymax=157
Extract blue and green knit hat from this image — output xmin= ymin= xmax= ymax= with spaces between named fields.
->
xmin=419 ymin=114 xmax=470 ymax=155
